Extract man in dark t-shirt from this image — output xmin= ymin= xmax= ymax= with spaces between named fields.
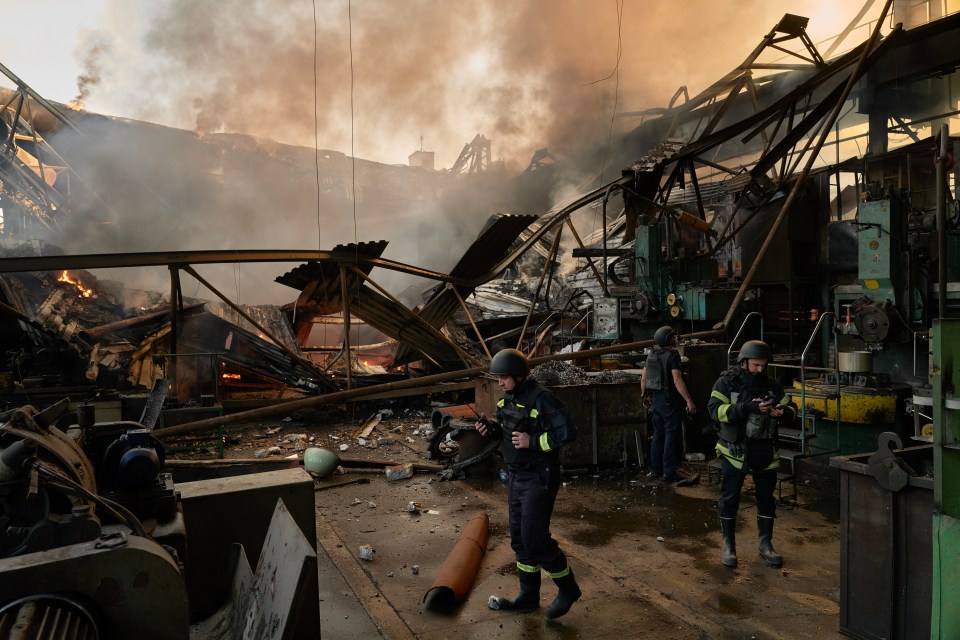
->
xmin=641 ymin=326 xmax=697 ymax=482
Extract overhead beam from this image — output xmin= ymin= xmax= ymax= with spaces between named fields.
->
xmin=0 ymin=249 xmax=468 ymax=285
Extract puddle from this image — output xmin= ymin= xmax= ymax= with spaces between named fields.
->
xmin=553 ymin=476 xmax=719 ymax=547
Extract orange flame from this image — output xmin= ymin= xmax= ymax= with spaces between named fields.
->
xmin=222 ymin=373 xmax=241 ymax=380
xmin=66 ymin=100 xmax=84 ymax=111
xmin=58 ymin=270 xmax=94 ymax=298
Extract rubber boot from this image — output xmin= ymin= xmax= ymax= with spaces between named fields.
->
xmin=757 ymin=515 xmax=783 ymax=567
xmin=545 ymin=567 xmax=581 ymax=619
xmin=719 ymin=517 xmax=738 ymax=568
xmin=489 ymin=568 xmax=540 ymax=611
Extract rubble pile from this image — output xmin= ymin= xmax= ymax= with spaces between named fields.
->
xmin=593 ymin=369 xmax=643 ymax=384
xmin=530 ymin=359 xmax=642 ymax=387
xmin=530 ymin=360 xmax=590 ymax=386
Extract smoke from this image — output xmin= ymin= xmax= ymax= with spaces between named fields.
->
xmin=70 ymin=33 xmax=112 ymax=110
xmin=83 ymin=0 xmax=850 ymax=170
xmin=34 ymin=0 xmax=864 ymax=305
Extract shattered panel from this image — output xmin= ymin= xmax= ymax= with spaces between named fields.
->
xmin=392 ymin=213 xmax=536 ymax=365
xmin=178 ymin=312 xmax=326 ymax=394
xmin=275 ymin=241 xmax=389 ymax=317
xmin=349 ymin=284 xmax=468 ymax=370
xmin=275 ymin=240 xmax=467 ymax=369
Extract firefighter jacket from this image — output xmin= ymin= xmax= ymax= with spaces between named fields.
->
xmin=493 ymin=379 xmax=576 ymax=468
xmin=708 ymin=366 xmax=797 ymax=471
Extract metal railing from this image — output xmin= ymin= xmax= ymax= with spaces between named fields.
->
xmin=563 ymin=310 xmax=592 ymax=352
xmin=767 ymin=312 xmax=841 ymax=456
xmin=727 ymin=311 xmax=764 ymax=367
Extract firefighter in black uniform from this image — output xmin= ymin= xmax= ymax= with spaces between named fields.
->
xmin=707 ymin=340 xmax=796 ymax=568
xmin=476 ymin=348 xmax=581 ymax=619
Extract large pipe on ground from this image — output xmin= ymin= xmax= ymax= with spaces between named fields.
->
xmin=422 ymin=512 xmax=489 ymax=612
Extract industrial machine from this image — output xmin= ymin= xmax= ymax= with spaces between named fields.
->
xmin=0 ymin=400 xmax=318 ymax=639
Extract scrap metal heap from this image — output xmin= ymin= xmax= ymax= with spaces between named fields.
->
xmin=0 ymin=244 xmax=331 ymax=404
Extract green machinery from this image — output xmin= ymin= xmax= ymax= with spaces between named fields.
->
xmin=932 ymin=318 xmax=960 ymax=638
xmin=631 ymin=222 xmax=734 ymax=332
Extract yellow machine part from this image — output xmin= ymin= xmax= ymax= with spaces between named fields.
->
xmin=790 ymin=380 xmax=898 ymax=424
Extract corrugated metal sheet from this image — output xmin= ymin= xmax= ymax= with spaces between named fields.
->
xmin=275 ymin=241 xmax=469 ymax=369
xmin=275 ymin=241 xmax=389 ymax=315
xmin=206 ymin=302 xmax=303 ymax=354
xmin=392 ymin=213 xmax=536 ymax=365
xmin=351 ymin=284 xmax=468 ymax=369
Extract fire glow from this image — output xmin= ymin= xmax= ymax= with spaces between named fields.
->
xmin=58 ymin=271 xmax=94 ymax=298
xmin=222 ymin=373 xmax=241 ymax=380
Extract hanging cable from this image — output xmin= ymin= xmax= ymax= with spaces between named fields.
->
xmin=596 ymin=0 xmax=623 ymax=184
xmin=349 ymin=0 xmax=358 ymax=245
xmin=347 ymin=0 xmax=359 ymax=386
xmin=313 ymin=0 xmax=322 ymax=255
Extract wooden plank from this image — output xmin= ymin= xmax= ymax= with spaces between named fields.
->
xmin=338 ymin=454 xmax=443 ymax=472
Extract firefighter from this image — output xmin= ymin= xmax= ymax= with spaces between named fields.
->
xmin=640 ymin=325 xmax=697 ymax=482
xmin=707 ymin=339 xmax=796 ymax=568
xmin=476 ymin=348 xmax=581 ymax=619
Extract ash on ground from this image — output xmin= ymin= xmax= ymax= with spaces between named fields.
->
xmin=530 ymin=360 xmax=642 ymax=386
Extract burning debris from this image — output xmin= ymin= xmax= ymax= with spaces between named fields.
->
xmin=56 ymin=270 xmax=95 ymax=298
xmin=0 ymin=244 xmax=332 ymax=400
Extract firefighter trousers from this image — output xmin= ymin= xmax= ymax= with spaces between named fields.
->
xmin=718 ymin=456 xmax=777 ymax=520
xmin=507 ymin=461 xmax=567 ymax=573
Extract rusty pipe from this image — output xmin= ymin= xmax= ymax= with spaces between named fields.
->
xmin=150 ymin=327 xmax=731 ymax=439
xmin=423 ymin=512 xmax=489 ymax=612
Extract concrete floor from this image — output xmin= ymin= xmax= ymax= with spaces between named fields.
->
xmin=312 ymin=464 xmax=844 ymax=640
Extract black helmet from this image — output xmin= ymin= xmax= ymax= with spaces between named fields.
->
xmin=738 ymin=340 xmax=772 ymax=363
xmin=489 ymin=349 xmax=530 ymax=376
xmin=653 ymin=326 xmax=676 ymax=347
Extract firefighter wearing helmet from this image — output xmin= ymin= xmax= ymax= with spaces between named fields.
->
xmin=476 ymin=348 xmax=580 ymax=619
xmin=641 ymin=326 xmax=697 ymax=482
xmin=707 ymin=339 xmax=797 ymax=569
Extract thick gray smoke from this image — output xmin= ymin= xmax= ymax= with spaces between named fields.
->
xmin=87 ymin=0 xmax=838 ymax=169
xmin=32 ymin=0 xmax=852 ymax=304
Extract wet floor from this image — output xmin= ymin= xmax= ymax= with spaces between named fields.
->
xmin=315 ymin=463 xmax=846 ymax=639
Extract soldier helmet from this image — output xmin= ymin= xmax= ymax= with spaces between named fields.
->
xmin=738 ymin=340 xmax=772 ymax=363
xmin=653 ymin=326 xmax=676 ymax=347
xmin=489 ymin=349 xmax=530 ymax=377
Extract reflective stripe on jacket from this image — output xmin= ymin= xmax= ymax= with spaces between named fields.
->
xmin=495 ymin=380 xmax=575 ymax=465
